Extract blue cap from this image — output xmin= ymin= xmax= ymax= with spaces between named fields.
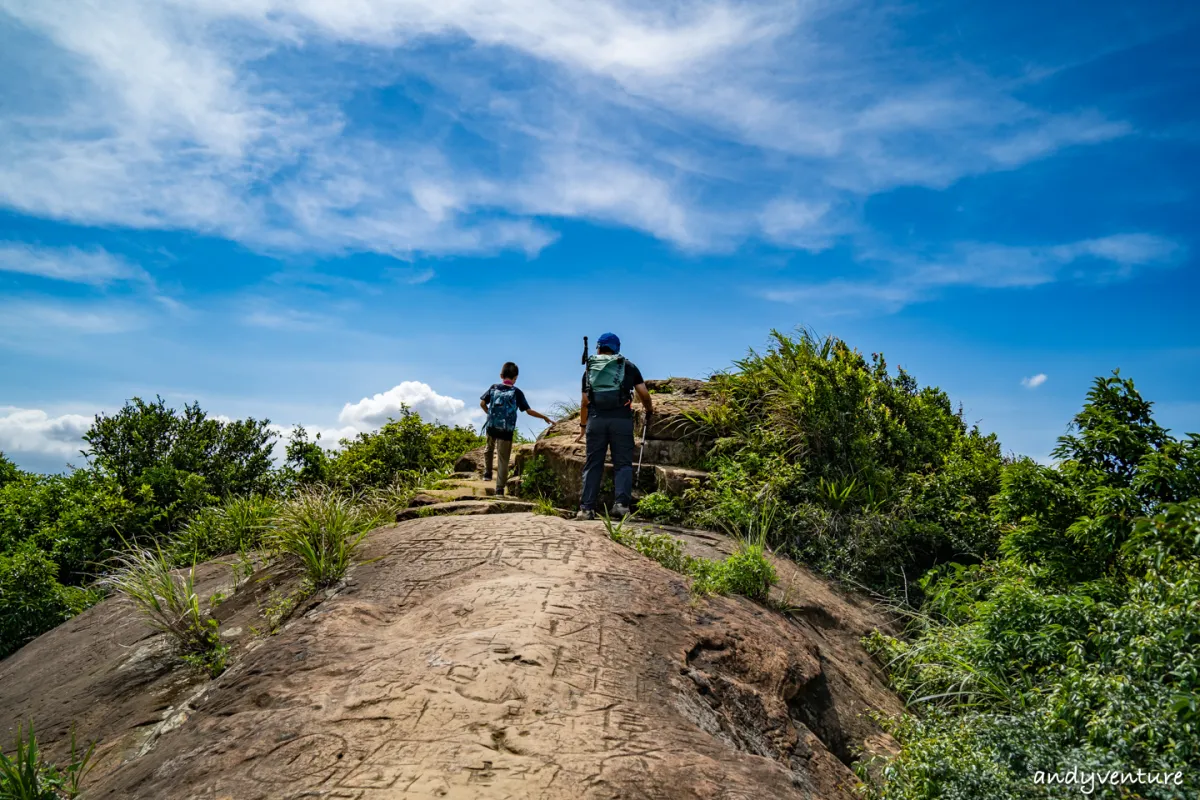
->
xmin=597 ymin=332 xmax=621 ymax=353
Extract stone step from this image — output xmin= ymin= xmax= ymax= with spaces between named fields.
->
xmin=395 ymin=499 xmax=535 ymax=522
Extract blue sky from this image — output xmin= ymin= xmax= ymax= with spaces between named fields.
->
xmin=1 ymin=0 xmax=1197 ymax=473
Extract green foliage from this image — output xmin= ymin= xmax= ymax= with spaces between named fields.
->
xmin=84 ymin=396 xmax=277 ymax=541
xmin=531 ymin=496 xmax=559 ymax=517
xmin=634 ymin=492 xmax=680 ymax=523
xmin=0 ymin=469 xmax=134 ymax=584
xmin=0 ymin=722 xmax=95 ymax=800
xmin=101 ymin=544 xmax=228 ymax=677
xmin=0 ymin=453 xmax=20 ymax=488
xmin=685 ymin=329 xmax=1003 ymax=598
xmin=284 ymin=425 xmax=330 ymax=485
xmin=517 ymin=455 xmax=561 ymax=504
xmin=316 ymin=410 xmax=483 ymax=492
xmin=863 ymin=375 xmax=1200 ymax=800
xmin=170 ymin=495 xmax=278 ymax=563
xmin=268 ymin=488 xmax=381 ymax=589
xmin=602 ymin=514 xmax=777 ymax=602
xmin=0 ymin=545 xmax=100 ymax=659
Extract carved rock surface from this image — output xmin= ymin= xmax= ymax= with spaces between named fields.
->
xmin=1 ymin=514 xmax=902 ymax=800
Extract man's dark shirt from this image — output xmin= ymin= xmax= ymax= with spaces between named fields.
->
xmin=582 ymin=359 xmax=644 ymax=419
xmin=481 ymin=383 xmax=530 ymax=441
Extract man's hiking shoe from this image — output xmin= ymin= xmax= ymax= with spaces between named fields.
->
xmin=482 ymin=471 xmax=492 ymax=481
xmin=612 ymin=503 xmax=632 ymax=518
xmin=575 ymin=509 xmax=596 ymax=521
xmin=495 ymin=488 xmax=505 ymax=497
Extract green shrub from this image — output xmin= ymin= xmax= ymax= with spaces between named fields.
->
xmin=101 ymin=545 xmax=228 ymax=676
xmin=517 ymin=455 xmax=561 ymax=504
xmin=0 ymin=545 xmax=100 ymax=659
xmin=862 ymin=375 xmax=1200 ymax=800
xmin=321 ymin=410 xmax=483 ymax=492
xmin=0 ymin=721 xmax=95 ymax=800
xmin=634 ymin=492 xmax=679 ymax=522
xmin=685 ymin=329 xmax=1003 ymax=598
xmin=269 ymin=488 xmax=381 ymax=589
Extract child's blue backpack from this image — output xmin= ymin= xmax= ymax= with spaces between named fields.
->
xmin=485 ymin=385 xmax=519 ymax=433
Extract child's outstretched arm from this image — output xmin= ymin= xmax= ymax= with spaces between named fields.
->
xmin=524 ymin=408 xmax=555 ymax=425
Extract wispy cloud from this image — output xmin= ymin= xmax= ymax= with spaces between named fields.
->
xmin=1022 ymin=374 xmax=1048 ymax=389
xmin=0 ymin=299 xmax=148 ymax=335
xmin=0 ymin=0 xmax=1134 ymax=257
xmin=764 ymin=233 xmax=1184 ymax=313
xmin=0 ymin=242 xmax=149 ymax=286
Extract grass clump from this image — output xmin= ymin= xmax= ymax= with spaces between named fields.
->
xmin=0 ymin=722 xmax=95 ymax=800
xmin=531 ymin=496 xmax=559 ymax=517
xmin=101 ymin=544 xmax=228 ymax=677
xmin=602 ymin=514 xmax=777 ymax=601
xmin=171 ymin=494 xmax=278 ymax=563
xmin=268 ymin=488 xmax=380 ymax=590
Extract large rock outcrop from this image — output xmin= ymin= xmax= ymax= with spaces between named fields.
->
xmin=0 ymin=513 xmax=902 ymax=800
xmin=515 ymin=378 xmax=714 ymax=506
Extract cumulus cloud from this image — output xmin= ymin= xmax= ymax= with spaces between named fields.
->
xmin=338 ymin=381 xmax=483 ymax=431
xmin=1 ymin=380 xmax=481 ymax=472
xmin=1022 ymin=374 xmax=1048 ymax=389
xmin=0 ymin=0 xmax=1133 ymax=257
xmin=0 ymin=407 xmax=93 ymax=468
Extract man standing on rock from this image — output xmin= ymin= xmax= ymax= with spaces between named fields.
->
xmin=575 ymin=332 xmax=653 ymax=520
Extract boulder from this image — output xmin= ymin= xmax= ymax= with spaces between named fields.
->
xmin=454 ymin=442 xmax=533 ymax=474
xmin=1 ymin=514 xmax=904 ymax=799
xmin=655 ymin=466 xmax=710 ymax=496
xmin=518 ymin=378 xmax=714 ymax=506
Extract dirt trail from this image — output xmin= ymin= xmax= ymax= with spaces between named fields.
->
xmin=1 ymin=513 xmax=902 ymax=799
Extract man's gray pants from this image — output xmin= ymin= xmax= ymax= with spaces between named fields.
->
xmin=580 ymin=415 xmax=634 ymax=511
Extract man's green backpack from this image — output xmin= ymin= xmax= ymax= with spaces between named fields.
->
xmin=585 ymin=354 xmax=627 ymax=411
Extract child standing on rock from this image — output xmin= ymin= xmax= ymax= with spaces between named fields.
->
xmin=479 ymin=362 xmax=555 ymax=495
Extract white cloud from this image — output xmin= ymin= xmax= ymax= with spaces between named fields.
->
xmin=0 ymin=299 xmax=148 ymax=335
xmin=1022 ymin=374 xmax=1048 ymax=389
xmin=0 ymin=407 xmax=92 ymax=466
xmin=0 ymin=0 xmax=1133 ymax=257
xmin=764 ymin=233 xmax=1184 ymax=313
xmin=1 ymin=380 xmax=481 ymax=472
xmin=338 ymin=381 xmax=483 ymax=431
xmin=0 ymin=242 xmax=148 ymax=286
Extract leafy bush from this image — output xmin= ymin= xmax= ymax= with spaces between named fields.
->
xmin=0 ymin=545 xmax=100 ymax=659
xmin=101 ymin=545 xmax=228 ymax=676
xmin=0 ymin=453 xmax=19 ymax=488
xmin=634 ymin=492 xmax=679 ymax=522
xmin=685 ymin=329 xmax=1003 ymax=598
xmin=0 ymin=722 xmax=95 ymax=800
xmin=862 ymin=374 xmax=1200 ymax=800
xmin=84 ymin=396 xmax=277 ymax=542
xmin=291 ymin=410 xmax=483 ymax=492
xmin=269 ymin=488 xmax=381 ymax=589
xmin=517 ymin=455 xmax=561 ymax=504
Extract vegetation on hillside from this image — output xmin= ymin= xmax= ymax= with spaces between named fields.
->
xmin=685 ymin=329 xmax=1003 ymax=599
xmin=0 ymin=400 xmax=482 ymax=658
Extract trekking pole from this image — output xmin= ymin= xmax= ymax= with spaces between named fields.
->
xmin=581 ymin=335 xmax=588 ymax=365
xmin=635 ymin=411 xmax=651 ymax=487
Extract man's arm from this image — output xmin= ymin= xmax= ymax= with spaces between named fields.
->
xmin=480 ymin=399 xmax=489 ymax=413
xmin=634 ymin=383 xmax=653 ymax=414
xmin=574 ymin=393 xmax=589 ymax=442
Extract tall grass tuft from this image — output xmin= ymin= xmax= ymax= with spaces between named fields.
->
xmin=268 ymin=488 xmax=381 ymax=590
xmin=101 ymin=544 xmax=228 ymax=676
xmin=171 ymin=495 xmax=278 ymax=563
xmin=0 ymin=722 xmax=95 ymax=800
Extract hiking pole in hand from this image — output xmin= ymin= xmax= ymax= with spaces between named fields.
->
xmin=635 ymin=411 xmax=651 ymax=488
